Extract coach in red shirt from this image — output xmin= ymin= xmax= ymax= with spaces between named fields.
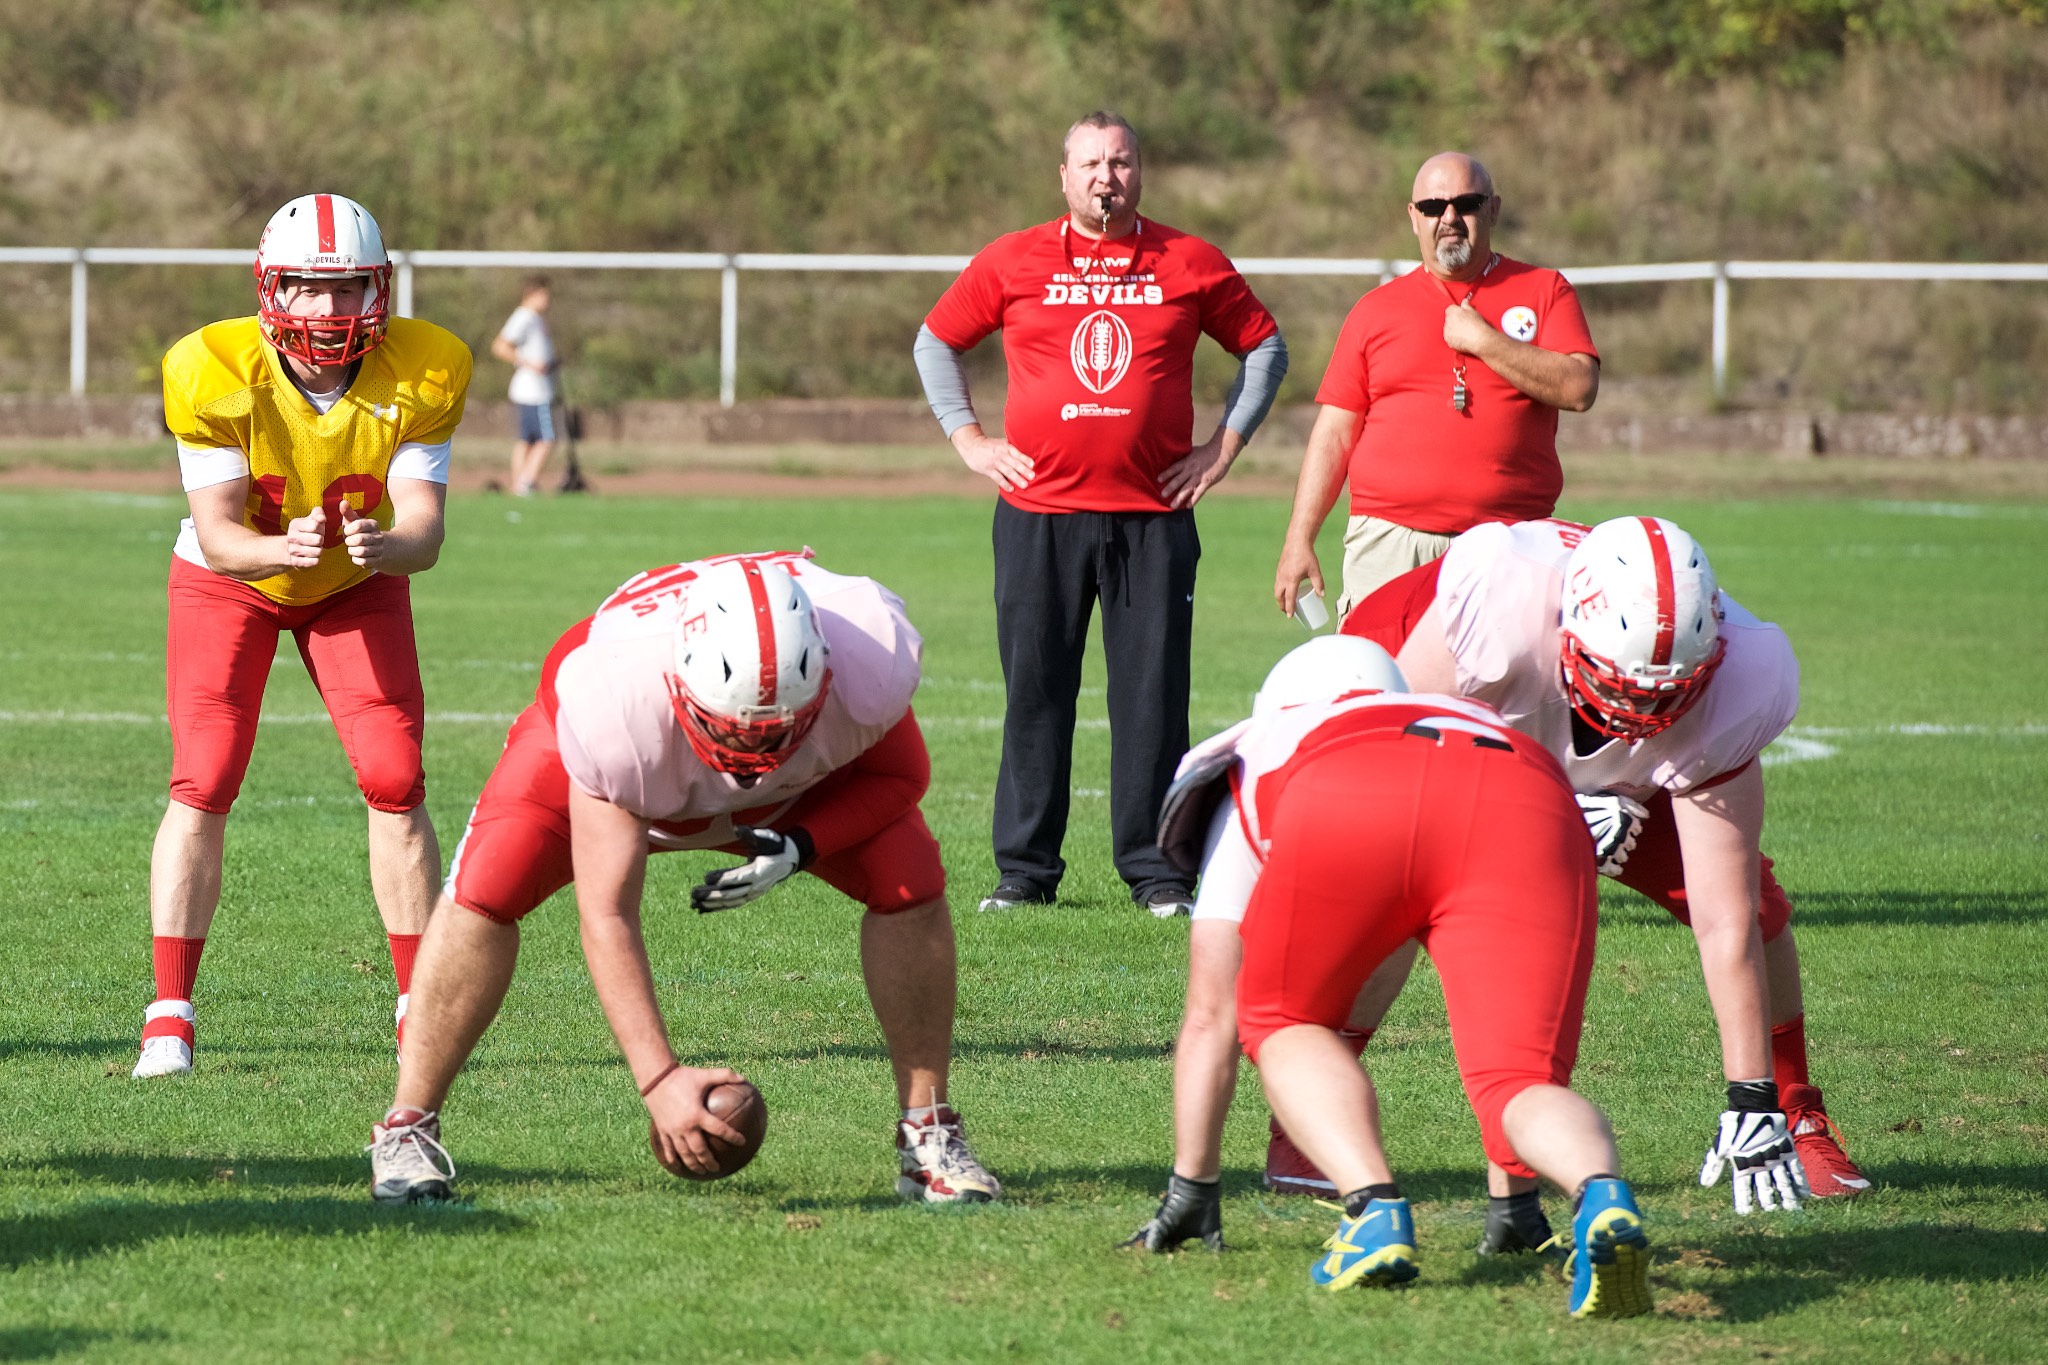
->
xmin=1274 ymin=152 xmax=1599 ymax=620
xmin=916 ymin=111 xmax=1287 ymax=918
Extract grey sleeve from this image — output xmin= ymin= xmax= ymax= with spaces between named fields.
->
xmin=1219 ymin=331 xmax=1290 ymax=442
xmin=914 ymin=324 xmax=979 ymax=437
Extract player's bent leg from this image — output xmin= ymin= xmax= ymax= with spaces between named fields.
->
xmin=1266 ymin=942 xmax=1414 ymax=1196
xmin=369 ymin=897 xmax=522 ymax=1204
xmin=1127 ymin=919 xmax=1240 ymax=1252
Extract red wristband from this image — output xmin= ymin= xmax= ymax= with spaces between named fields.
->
xmin=638 ymin=1061 xmax=680 ymax=1098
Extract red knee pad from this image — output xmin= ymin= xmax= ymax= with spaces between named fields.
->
xmin=807 ymin=809 xmax=946 ymax=913
xmin=349 ymin=728 xmax=427 ymax=812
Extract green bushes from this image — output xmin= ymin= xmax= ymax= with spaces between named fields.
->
xmin=1 ymin=0 xmax=2043 ymax=409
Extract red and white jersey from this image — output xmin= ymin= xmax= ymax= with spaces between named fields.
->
xmin=1436 ymin=520 xmax=1799 ymax=801
xmin=1185 ymin=691 xmax=1561 ymax=923
xmin=550 ymin=553 xmax=922 ymax=838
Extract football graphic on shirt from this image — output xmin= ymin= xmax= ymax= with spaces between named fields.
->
xmin=1070 ymin=310 xmax=1133 ymax=394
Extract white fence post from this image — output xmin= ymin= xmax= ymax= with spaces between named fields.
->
xmin=395 ymin=252 xmax=414 ymax=318
xmin=1711 ymin=261 xmax=1729 ymax=401
xmin=69 ymin=253 xmax=88 ymax=396
xmin=719 ymin=259 xmax=738 ymax=409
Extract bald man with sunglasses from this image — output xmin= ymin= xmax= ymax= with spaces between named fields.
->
xmin=1275 ymin=152 xmax=1601 ymax=626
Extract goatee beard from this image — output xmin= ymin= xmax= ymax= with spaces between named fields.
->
xmin=1436 ymin=238 xmax=1474 ymax=272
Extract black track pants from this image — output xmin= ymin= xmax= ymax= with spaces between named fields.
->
xmin=989 ymin=500 xmax=1199 ymax=901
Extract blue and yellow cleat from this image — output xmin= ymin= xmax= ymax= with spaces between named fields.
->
xmin=1310 ymin=1197 xmax=1420 ymax=1291
xmin=1566 ymin=1178 xmax=1652 ymax=1319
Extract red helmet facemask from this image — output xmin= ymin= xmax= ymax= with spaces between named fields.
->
xmin=1560 ymin=631 xmax=1726 ymax=742
xmin=665 ymin=670 xmax=832 ymax=779
xmin=257 ymin=267 xmax=392 ymax=367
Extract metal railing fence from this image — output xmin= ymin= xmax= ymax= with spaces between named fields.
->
xmin=4 ymin=246 xmax=2044 ymax=405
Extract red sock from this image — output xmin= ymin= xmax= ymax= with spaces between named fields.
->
xmin=151 ymin=936 xmax=206 ymax=1002
xmin=1771 ymin=1014 xmax=1811 ymax=1090
xmin=387 ymin=934 xmax=423 ymax=994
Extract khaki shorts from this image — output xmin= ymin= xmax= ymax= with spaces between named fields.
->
xmin=1336 ymin=516 xmax=1455 ymax=616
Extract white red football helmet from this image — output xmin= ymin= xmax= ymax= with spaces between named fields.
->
xmin=1254 ymin=636 xmax=1408 ymax=717
xmin=1559 ymin=516 xmax=1727 ymax=741
xmin=666 ymin=559 xmax=832 ymax=777
xmin=254 ymin=193 xmax=393 ymax=366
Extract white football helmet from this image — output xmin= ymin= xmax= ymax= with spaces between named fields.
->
xmin=666 ymin=558 xmax=832 ymax=777
xmin=1253 ymin=636 xmax=1408 ymax=717
xmin=1559 ymin=516 xmax=1726 ymax=741
xmin=254 ymin=193 xmax=393 ymax=366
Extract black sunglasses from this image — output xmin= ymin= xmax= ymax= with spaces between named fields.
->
xmin=1412 ymin=193 xmax=1491 ymax=218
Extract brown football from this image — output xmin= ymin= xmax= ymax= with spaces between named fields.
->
xmin=651 ymin=1080 xmax=768 ymax=1181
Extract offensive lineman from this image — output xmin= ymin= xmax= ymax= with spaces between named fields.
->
xmin=1131 ymin=639 xmax=1653 ymax=1318
xmin=367 ymin=552 xmax=1001 ymax=1205
xmin=136 ymin=194 xmax=470 ymax=1078
xmin=1338 ymin=515 xmax=1863 ymax=1220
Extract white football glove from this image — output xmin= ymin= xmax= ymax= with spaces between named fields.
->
xmin=1576 ymin=791 xmax=1650 ymax=876
xmin=691 ymin=827 xmax=805 ymax=913
xmin=1699 ymin=1109 xmax=1811 ymax=1213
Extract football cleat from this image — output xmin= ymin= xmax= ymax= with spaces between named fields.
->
xmin=368 ymin=1109 xmax=457 ymax=1204
xmin=1264 ymin=1116 xmax=1338 ymax=1197
xmin=133 ymin=1000 xmax=195 ymax=1079
xmin=1566 ymin=1178 xmax=1652 ymax=1319
xmin=1782 ymin=1084 xmax=1871 ymax=1198
xmin=896 ymin=1107 xmax=1001 ymax=1204
xmin=1310 ymin=1197 xmax=1419 ymax=1290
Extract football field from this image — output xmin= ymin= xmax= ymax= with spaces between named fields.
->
xmin=3 ymin=484 xmax=2045 ymax=1363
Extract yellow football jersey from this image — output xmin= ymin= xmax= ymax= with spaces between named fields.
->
xmin=162 ymin=316 xmax=472 ymax=606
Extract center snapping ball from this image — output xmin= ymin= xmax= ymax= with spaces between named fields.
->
xmin=651 ymin=1080 xmax=768 ymax=1180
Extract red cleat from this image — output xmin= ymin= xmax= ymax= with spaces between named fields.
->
xmin=1264 ymin=1116 xmax=1338 ymax=1197
xmin=1783 ymin=1083 xmax=1871 ymax=1198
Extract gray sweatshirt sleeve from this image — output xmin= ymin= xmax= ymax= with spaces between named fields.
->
xmin=1219 ymin=331 xmax=1289 ymax=442
xmin=914 ymin=324 xmax=979 ymax=437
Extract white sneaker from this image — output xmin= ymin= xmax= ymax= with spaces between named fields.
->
xmin=368 ymin=1110 xmax=457 ymax=1204
xmin=132 ymin=1000 xmax=195 ymax=1079
xmin=896 ymin=1107 xmax=1001 ymax=1204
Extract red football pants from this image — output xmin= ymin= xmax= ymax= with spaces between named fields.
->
xmin=165 ymin=557 xmax=426 ymax=814
xmin=1340 ymin=558 xmax=1793 ymax=941
xmin=1236 ymin=729 xmax=1598 ymax=1180
xmin=447 ymin=703 xmax=945 ymax=922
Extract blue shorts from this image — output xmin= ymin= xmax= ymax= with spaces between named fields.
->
xmin=516 ymin=403 xmax=555 ymax=444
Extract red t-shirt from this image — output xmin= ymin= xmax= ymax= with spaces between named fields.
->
xmin=1315 ymin=257 xmax=1597 ymax=533
xmin=925 ymin=217 xmax=1279 ymax=514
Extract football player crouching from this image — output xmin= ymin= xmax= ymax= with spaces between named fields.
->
xmin=1333 ymin=516 xmax=1849 ymax=1214
xmin=1129 ymin=639 xmax=1653 ymax=1319
xmin=367 ymin=552 xmax=999 ymax=1206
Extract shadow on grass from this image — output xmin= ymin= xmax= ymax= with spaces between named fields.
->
xmin=1784 ymin=889 xmax=2048 ymax=927
xmin=0 ymin=1326 xmax=165 ymax=1361
xmin=0 ymin=1194 xmax=520 ymax=1271
xmin=1666 ymin=1222 xmax=2048 ymax=1323
xmin=23 ymin=1152 xmax=599 ymax=1190
xmin=1871 ymin=1158 xmax=2048 ymax=1197
xmin=0 ymin=1037 xmax=133 ymax=1062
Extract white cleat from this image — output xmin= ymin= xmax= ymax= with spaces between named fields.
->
xmin=896 ymin=1106 xmax=1002 ymax=1204
xmin=132 ymin=1035 xmax=193 ymax=1079
xmin=369 ymin=1110 xmax=457 ymax=1204
xmin=133 ymin=1000 xmax=195 ymax=1078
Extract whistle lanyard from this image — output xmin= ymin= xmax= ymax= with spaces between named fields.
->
xmin=1431 ymin=253 xmax=1499 ymax=412
xmin=1061 ymin=217 xmax=1142 ymax=280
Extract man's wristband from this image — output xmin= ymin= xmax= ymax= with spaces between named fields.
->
xmin=639 ymin=1061 xmax=680 ymax=1098
xmin=1726 ymin=1079 xmax=1780 ymax=1113
xmin=785 ymin=827 xmax=816 ymax=869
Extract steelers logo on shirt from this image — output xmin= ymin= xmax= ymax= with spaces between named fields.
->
xmin=1070 ymin=310 xmax=1133 ymax=395
xmin=1501 ymin=305 xmax=1538 ymax=342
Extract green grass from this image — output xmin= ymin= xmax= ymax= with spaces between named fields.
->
xmin=2 ymin=486 xmax=2045 ymax=1363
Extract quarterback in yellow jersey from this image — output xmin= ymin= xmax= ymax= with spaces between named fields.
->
xmin=135 ymin=193 xmax=472 ymax=1079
